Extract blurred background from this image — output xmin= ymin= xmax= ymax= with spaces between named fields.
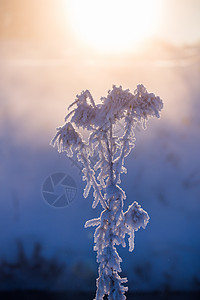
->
xmin=0 ymin=0 xmax=200 ymax=299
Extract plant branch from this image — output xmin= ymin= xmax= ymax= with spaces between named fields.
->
xmin=80 ymin=146 xmax=108 ymax=210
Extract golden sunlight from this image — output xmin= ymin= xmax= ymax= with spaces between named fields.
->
xmin=66 ymin=0 xmax=162 ymax=53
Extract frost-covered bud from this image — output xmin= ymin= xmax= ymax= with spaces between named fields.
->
xmin=124 ymin=201 xmax=149 ymax=231
xmin=132 ymin=84 xmax=163 ymax=122
xmin=100 ymin=85 xmax=134 ymax=123
xmin=51 ymin=122 xmax=82 ymax=156
xmin=71 ymin=101 xmax=97 ymax=129
xmin=66 ymin=90 xmax=97 ymax=129
xmin=124 ymin=201 xmax=150 ymax=252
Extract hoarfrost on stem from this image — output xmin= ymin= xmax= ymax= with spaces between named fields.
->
xmin=51 ymin=85 xmax=163 ymax=299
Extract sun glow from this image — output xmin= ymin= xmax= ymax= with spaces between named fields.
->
xmin=66 ymin=0 xmax=162 ymax=53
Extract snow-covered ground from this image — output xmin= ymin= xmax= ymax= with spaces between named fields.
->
xmin=0 ymin=40 xmax=199 ymax=292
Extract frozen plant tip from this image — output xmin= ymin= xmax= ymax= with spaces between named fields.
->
xmin=51 ymin=85 xmax=163 ymax=299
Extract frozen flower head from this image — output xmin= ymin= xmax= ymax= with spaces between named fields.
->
xmin=100 ymin=85 xmax=134 ymax=123
xmin=65 ymin=85 xmax=163 ymax=131
xmin=66 ymin=90 xmax=97 ymax=129
xmin=132 ymin=84 xmax=164 ymax=123
xmin=51 ymin=122 xmax=82 ymax=157
xmin=97 ymin=85 xmax=163 ymax=128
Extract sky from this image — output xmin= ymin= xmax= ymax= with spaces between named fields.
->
xmin=159 ymin=0 xmax=200 ymax=45
xmin=1 ymin=0 xmax=200 ymax=142
xmin=0 ymin=0 xmax=200 ymax=53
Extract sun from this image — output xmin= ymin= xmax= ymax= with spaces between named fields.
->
xmin=66 ymin=0 xmax=162 ymax=54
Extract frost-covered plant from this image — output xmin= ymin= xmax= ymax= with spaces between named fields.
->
xmin=51 ymin=85 xmax=163 ymax=299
